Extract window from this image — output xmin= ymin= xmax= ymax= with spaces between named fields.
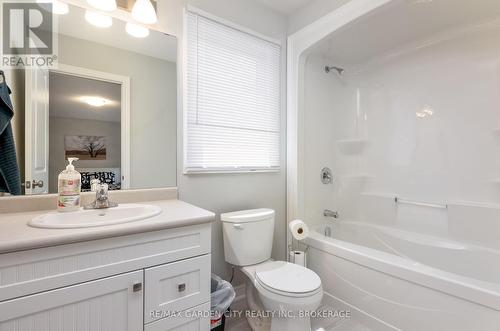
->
xmin=185 ymin=11 xmax=281 ymax=173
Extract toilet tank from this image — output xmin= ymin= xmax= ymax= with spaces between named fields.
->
xmin=221 ymin=209 xmax=275 ymax=266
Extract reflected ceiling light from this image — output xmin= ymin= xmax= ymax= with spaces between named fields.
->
xmin=126 ymin=22 xmax=150 ymax=38
xmin=81 ymin=96 xmax=111 ymax=107
xmin=422 ymin=107 xmax=434 ymax=116
xmin=85 ymin=10 xmax=113 ymax=28
xmin=131 ymin=0 xmax=158 ymax=25
xmin=86 ymin=0 xmax=117 ymax=12
xmin=36 ymin=0 xmax=69 ymax=15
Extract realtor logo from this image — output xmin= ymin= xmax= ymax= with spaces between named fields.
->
xmin=1 ymin=1 xmax=57 ymax=68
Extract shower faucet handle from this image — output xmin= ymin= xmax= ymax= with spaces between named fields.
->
xmin=321 ymin=167 xmax=333 ymax=184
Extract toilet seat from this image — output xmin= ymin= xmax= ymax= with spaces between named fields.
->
xmin=255 ymin=261 xmax=322 ymax=298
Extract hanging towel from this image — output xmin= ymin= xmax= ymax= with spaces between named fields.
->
xmin=0 ymin=70 xmax=21 ymax=195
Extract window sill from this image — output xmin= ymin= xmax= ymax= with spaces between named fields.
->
xmin=184 ymin=167 xmax=280 ymax=175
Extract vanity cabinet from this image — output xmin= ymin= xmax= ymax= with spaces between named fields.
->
xmin=0 ymin=223 xmax=212 ymax=331
xmin=0 ymin=271 xmax=144 ymax=331
xmin=145 ymin=255 xmax=211 ymax=324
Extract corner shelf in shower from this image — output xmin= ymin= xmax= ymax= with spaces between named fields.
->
xmin=336 ymin=139 xmax=367 ymax=155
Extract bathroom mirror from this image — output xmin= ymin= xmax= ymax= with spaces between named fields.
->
xmin=2 ymin=3 xmax=177 ymax=195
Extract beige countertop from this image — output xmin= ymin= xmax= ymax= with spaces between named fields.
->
xmin=0 ymin=199 xmax=215 ymax=254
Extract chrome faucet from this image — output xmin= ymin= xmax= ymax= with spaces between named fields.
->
xmin=323 ymin=209 xmax=339 ymax=219
xmin=84 ymin=179 xmax=118 ymax=209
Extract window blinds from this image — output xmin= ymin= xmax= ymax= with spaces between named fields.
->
xmin=185 ymin=11 xmax=281 ymax=173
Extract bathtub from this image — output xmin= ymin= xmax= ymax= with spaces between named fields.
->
xmin=303 ymin=222 xmax=500 ymax=330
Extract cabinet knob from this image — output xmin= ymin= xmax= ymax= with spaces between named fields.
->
xmin=133 ymin=282 xmax=142 ymax=292
xmin=178 ymin=283 xmax=186 ymax=292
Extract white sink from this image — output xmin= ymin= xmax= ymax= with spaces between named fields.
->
xmin=29 ymin=204 xmax=162 ymax=229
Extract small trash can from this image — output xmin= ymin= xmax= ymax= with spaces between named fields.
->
xmin=210 ymin=274 xmax=235 ymax=330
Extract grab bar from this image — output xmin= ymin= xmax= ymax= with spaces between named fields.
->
xmin=394 ymin=196 xmax=447 ymax=209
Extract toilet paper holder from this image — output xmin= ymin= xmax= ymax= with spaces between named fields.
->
xmin=289 ymin=250 xmax=307 ymax=267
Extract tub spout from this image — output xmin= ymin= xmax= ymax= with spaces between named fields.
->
xmin=324 ymin=209 xmax=339 ymax=219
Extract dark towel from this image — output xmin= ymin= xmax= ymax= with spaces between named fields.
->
xmin=0 ymin=70 xmax=21 ymax=195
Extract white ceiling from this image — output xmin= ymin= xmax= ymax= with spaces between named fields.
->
xmin=49 ymin=72 xmax=121 ymax=123
xmin=253 ymin=0 xmax=313 ymax=15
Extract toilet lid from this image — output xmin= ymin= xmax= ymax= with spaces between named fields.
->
xmin=255 ymin=261 xmax=321 ymax=294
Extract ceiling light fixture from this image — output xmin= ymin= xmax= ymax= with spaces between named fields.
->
xmin=86 ymin=0 xmax=117 ymax=12
xmin=36 ymin=0 xmax=69 ymax=15
xmin=131 ymin=0 xmax=158 ymax=25
xmin=126 ymin=22 xmax=150 ymax=38
xmin=81 ymin=96 xmax=111 ymax=107
xmin=85 ymin=10 xmax=113 ymax=28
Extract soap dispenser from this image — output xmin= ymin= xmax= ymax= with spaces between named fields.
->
xmin=58 ymin=157 xmax=81 ymax=212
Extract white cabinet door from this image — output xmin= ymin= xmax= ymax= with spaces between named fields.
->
xmin=145 ymin=302 xmax=210 ymax=331
xmin=145 ymin=255 xmax=211 ymax=324
xmin=0 ymin=270 xmax=143 ymax=331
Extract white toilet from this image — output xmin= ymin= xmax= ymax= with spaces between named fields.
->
xmin=221 ymin=209 xmax=323 ymax=331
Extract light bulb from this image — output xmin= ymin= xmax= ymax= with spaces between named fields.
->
xmin=80 ymin=96 xmax=111 ymax=107
xmin=126 ymin=22 xmax=150 ymax=38
xmin=86 ymin=0 xmax=117 ymax=12
xmin=131 ymin=0 xmax=157 ymax=25
xmin=85 ymin=10 xmax=113 ymax=28
xmin=36 ymin=0 xmax=69 ymax=15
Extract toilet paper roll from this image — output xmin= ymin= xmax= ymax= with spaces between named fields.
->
xmin=289 ymin=219 xmax=309 ymax=241
xmin=289 ymin=250 xmax=307 ymax=267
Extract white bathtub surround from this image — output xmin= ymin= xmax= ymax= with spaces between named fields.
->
xmin=294 ymin=2 xmax=500 ymax=226
xmin=355 ymin=193 xmax=500 ymax=251
xmin=288 ymin=0 xmax=500 ymax=329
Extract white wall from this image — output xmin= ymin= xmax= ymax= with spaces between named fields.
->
xmin=156 ymin=0 xmax=288 ymax=281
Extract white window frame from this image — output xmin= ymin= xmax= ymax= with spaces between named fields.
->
xmin=182 ymin=6 xmax=282 ymax=174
